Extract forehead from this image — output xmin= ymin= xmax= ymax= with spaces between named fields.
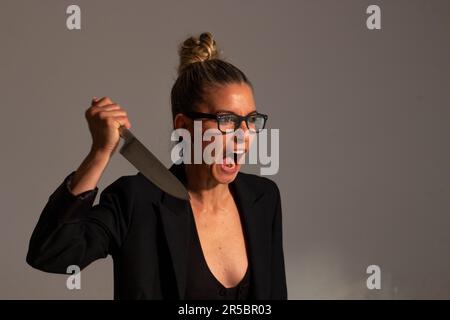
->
xmin=199 ymin=83 xmax=256 ymax=115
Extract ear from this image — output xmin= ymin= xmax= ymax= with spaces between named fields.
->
xmin=174 ymin=113 xmax=195 ymax=145
xmin=174 ymin=113 xmax=191 ymax=131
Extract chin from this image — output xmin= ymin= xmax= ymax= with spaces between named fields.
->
xmin=210 ymin=163 xmax=241 ymax=184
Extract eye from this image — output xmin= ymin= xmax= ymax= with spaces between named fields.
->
xmin=247 ymin=114 xmax=258 ymax=122
xmin=219 ymin=114 xmax=236 ymax=123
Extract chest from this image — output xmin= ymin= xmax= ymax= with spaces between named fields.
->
xmin=190 ymin=201 xmax=249 ymax=288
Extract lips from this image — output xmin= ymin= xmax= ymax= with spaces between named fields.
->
xmin=220 ymin=158 xmax=238 ymax=174
xmin=215 ymin=149 xmax=243 ymax=175
xmin=222 ymin=149 xmax=246 ymax=165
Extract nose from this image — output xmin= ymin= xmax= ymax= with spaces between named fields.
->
xmin=232 ymin=120 xmax=250 ymax=150
xmin=236 ymin=118 xmax=250 ymax=134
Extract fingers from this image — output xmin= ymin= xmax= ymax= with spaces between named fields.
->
xmin=113 ymin=116 xmax=132 ymax=129
xmin=92 ymin=96 xmax=113 ymax=107
xmin=98 ymin=109 xmax=127 ymax=120
xmin=100 ymin=104 xmax=121 ymax=112
xmin=88 ymin=96 xmax=123 ymax=116
xmin=87 ymin=96 xmax=131 ymax=129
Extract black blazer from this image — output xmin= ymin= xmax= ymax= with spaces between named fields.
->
xmin=26 ymin=163 xmax=287 ymax=299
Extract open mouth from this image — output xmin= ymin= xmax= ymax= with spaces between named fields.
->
xmin=222 ymin=149 xmax=246 ymax=167
xmin=233 ymin=149 xmax=245 ymax=164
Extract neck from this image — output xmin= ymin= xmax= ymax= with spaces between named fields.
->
xmin=184 ymin=164 xmax=232 ymax=210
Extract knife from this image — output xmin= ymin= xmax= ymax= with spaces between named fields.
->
xmin=118 ymin=125 xmax=190 ymax=201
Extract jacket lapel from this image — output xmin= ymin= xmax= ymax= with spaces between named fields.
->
xmin=155 ymin=163 xmax=271 ymax=299
xmin=231 ymin=173 xmax=271 ymax=299
xmin=157 ymin=164 xmax=191 ymax=299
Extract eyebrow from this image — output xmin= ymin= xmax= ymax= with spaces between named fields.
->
xmin=215 ymin=109 xmax=258 ymax=116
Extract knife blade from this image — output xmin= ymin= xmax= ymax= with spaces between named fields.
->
xmin=118 ymin=126 xmax=190 ymax=201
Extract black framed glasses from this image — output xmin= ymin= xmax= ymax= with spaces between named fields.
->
xmin=184 ymin=111 xmax=268 ymax=134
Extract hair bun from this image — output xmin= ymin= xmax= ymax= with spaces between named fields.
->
xmin=178 ymin=32 xmax=220 ymax=74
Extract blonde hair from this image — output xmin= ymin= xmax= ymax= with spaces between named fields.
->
xmin=178 ymin=32 xmax=220 ymax=75
xmin=171 ymin=32 xmax=252 ymax=121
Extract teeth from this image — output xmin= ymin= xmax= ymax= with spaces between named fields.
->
xmin=223 ymin=150 xmax=245 ymax=158
xmin=221 ymin=150 xmax=246 ymax=166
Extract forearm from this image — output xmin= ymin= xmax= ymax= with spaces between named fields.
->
xmin=70 ymin=148 xmax=111 ymax=196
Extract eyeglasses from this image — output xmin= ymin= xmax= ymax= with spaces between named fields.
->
xmin=184 ymin=111 xmax=268 ymax=134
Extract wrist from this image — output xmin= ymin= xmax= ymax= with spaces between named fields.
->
xmin=88 ymin=147 xmax=111 ymax=164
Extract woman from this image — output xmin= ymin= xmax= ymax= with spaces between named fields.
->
xmin=26 ymin=32 xmax=287 ymax=300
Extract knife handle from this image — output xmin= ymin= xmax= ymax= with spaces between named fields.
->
xmin=119 ymin=125 xmax=135 ymax=142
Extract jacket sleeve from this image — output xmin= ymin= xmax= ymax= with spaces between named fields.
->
xmin=26 ymin=171 xmax=134 ymax=274
xmin=270 ymin=182 xmax=288 ymax=299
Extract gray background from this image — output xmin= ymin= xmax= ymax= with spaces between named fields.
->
xmin=0 ymin=0 xmax=449 ymax=299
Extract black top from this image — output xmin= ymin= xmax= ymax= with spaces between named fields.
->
xmin=26 ymin=163 xmax=287 ymax=299
xmin=184 ymin=206 xmax=250 ymax=300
